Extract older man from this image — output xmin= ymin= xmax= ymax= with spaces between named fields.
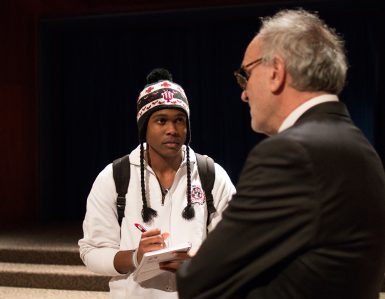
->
xmin=176 ymin=9 xmax=385 ymax=299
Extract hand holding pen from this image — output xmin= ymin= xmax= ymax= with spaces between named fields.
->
xmin=134 ymin=223 xmax=170 ymax=264
xmin=135 ymin=223 xmax=170 ymax=240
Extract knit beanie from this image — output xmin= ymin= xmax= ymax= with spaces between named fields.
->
xmin=136 ymin=68 xmax=190 ymax=143
xmin=136 ymin=68 xmax=195 ymax=223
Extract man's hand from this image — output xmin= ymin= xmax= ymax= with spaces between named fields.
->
xmin=137 ymin=228 xmax=170 ymax=264
xmin=159 ymin=250 xmax=195 ymax=272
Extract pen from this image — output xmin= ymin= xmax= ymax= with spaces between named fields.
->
xmin=134 ymin=223 xmax=147 ymax=233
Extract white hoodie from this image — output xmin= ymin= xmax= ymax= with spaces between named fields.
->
xmin=79 ymin=145 xmax=235 ymax=299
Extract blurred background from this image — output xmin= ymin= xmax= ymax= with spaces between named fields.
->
xmin=1 ymin=0 xmax=384 ymax=226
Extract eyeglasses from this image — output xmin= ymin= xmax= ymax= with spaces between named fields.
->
xmin=233 ymin=57 xmax=264 ymax=90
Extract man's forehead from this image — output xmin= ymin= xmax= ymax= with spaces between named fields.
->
xmin=151 ymin=109 xmax=186 ymax=117
xmin=243 ymin=37 xmax=260 ymax=63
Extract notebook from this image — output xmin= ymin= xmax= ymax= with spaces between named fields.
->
xmin=133 ymin=242 xmax=192 ymax=282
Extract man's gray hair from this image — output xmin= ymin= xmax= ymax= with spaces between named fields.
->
xmin=258 ymin=9 xmax=348 ymax=95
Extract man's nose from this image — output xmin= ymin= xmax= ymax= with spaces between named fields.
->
xmin=166 ymin=122 xmax=178 ymax=134
xmin=241 ymin=90 xmax=249 ymax=102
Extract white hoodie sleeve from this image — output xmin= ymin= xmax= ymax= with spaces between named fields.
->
xmin=78 ymin=164 xmax=121 ymax=276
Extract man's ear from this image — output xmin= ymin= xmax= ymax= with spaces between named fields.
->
xmin=269 ymin=56 xmax=286 ymax=93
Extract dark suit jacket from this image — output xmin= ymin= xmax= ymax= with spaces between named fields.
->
xmin=176 ymin=102 xmax=385 ymax=299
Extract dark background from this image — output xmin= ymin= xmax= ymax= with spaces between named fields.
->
xmin=1 ymin=0 xmax=384 ymax=226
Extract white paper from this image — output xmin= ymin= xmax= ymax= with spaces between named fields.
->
xmin=133 ymin=242 xmax=191 ymax=282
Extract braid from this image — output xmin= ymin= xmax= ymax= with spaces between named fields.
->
xmin=186 ymin=146 xmax=192 ymax=203
xmin=140 ymin=142 xmax=157 ymax=223
xmin=140 ymin=142 xmax=146 ymax=204
xmin=182 ymin=145 xmax=195 ymax=220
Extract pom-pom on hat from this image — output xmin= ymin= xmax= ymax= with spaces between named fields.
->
xmin=136 ymin=68 xmax=190 ymax=143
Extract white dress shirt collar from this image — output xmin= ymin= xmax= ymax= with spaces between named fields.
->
xmin=278 ymin=94 xmax=339 ymax=133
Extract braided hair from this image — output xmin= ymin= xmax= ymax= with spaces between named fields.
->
xmin=182 ymin=144 xmax=194 ymax=219
xmin=139 ymin=142 xmax=158 ymax=222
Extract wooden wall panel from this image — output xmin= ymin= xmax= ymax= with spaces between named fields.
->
xmin=1 ymin=0 xmax=38 ymax=226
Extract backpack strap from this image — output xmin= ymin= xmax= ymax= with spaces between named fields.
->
xmin=112 ymin=153 xmax=216 ymax=227
xmin=195 ymin=153 xmax=216 ymax=226
xmin=112 ymin=154 xmax=131 ymax=226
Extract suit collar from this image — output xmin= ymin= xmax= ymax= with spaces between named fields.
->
xmin=279 ymin=95 xmax=338 ymax=133
xmin=296 ymin=101 xmax=351 ymax=125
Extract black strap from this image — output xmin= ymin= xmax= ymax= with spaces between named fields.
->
xmin=195 ymin=153 xmax=216 ymax=225
xmin=112 ymin=154 xmax=131 ymax=226
xmin=113 ymin=153 xmax=216 ymax=227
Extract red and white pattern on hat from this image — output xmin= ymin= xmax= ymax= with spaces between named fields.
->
xmin=137 ymin=80 xmax=187 ymax=100
xmin=191 ymin=185 xmax=206 ymax=205
xmin=136 ymin=98 xmax=190 ymax=121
